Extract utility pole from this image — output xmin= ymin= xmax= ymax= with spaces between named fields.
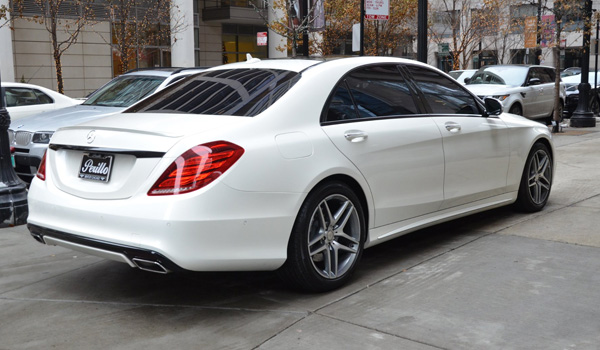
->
xmin=360 ymin=0 xmax=365 ymax=56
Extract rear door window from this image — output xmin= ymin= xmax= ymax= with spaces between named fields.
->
xmin=406 ymin=65 xmax=481 ymax=115
xmin=324 ymin=65 xmax=420 ymax=122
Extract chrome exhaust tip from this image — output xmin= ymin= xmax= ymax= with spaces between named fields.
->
xmin=132 ymin=258 xmax=169 ymax=274
xmin=31 ymin=233 xmax=45 ymax=244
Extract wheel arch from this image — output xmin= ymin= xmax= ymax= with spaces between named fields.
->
xmin=300 ymin=174 xmax=371 ymax=243
xmin=508 ymin=101 xmax=523 ymax=114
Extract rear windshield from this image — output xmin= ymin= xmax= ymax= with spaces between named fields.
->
xmin=126 ymin=68 xmax=300 ymax=117
xmin=83 ymin=75 xmax=165 ymax=107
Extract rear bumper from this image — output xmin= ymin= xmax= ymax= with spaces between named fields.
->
xmin=29 ymin=224 xmax=183 ymax=273
xmin=27 ymin=178 xmax=303 ymax=272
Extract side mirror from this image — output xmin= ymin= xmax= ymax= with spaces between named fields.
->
xmin=484 ymin=97 xmax=503 ymax=116
xmin=528 ymin=77 xmax=542 ymax=86
xmin=464 ymin=77 xmax=472 ymax=84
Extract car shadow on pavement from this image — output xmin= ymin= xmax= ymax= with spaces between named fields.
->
xmin=32 ymin=206 xmax=517 ymax=310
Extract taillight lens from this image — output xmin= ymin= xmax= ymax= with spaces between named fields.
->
xmin=36 ymin=151 xmax=47 ymax=181
xmin=148 ymin=141 xmax=244 ymax=196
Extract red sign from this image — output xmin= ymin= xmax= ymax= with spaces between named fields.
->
xmin=257 ymin=32 xmax=267 ymax=46
xmin=365 ymin=0 xmax=389 ymax=20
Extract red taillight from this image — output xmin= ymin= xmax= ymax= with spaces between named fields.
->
xmin=148 ymin=141 xmax=244 ymax=196
xmin=36 ymin=151 xmax=47 ymax=181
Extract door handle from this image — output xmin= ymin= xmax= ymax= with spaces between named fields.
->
xmin=445 ymin=122 xmax=461 ymax=133
xmin=344 ymin=130 xmax=368 ymax=142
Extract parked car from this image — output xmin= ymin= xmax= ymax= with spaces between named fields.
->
xmin=8 ymin=68 xmax=206 ymax=182
xmin=465 ymin=65 xmax=565 ymax=124
xmin=562 ymin=72 xmax=600 ymax=119
xmin=1 ymin=82 xmax=82 ymax=120
xmin=560 ymin=67 xmax=581 ymax=77
xmin=27 ymin=57 xmax=554 ymax=292
xmin=449 ymin=69 xmax=477 ymax=84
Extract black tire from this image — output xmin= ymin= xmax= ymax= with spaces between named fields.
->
xmin=278 ymin=182 xmax=365 ymax=292
xmin=509 ymin=104 xmax=523 ymax=116
xmin=513 ymin=142 xmax=553 ymax=212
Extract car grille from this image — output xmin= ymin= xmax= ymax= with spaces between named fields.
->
xmin=14 ymin=131 xmax=32 ymax=146
xmin=7 ymin=130 xmax=15 ymax=145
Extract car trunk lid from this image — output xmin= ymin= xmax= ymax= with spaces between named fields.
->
xmin=47 ymin=113 xmax=248 ymax=200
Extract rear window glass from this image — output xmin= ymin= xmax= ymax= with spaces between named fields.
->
xmin=83 ymin=75 xmax=165 ymax=107
xmin=127 ymin=69 xmax=300 ymax=117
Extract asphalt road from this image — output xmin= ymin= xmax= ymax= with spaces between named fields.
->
xmin=2 ymin=119 xmax=600 ymax=350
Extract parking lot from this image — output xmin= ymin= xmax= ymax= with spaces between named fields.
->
xmin=2 ymin=119 xmax=600 ymax=350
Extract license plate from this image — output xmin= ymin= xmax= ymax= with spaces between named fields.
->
xmin=78 ymin=153 xmax=114 ymax=182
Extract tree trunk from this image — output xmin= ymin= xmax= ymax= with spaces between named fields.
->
xmin=54 ymin=51 xmax=64 ymax=94
xmin=50 ymin=17 xmax=64 ymax=94
xmin=552 ymin=45 xmax=562 ymax=132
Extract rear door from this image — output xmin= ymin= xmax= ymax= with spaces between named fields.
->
xmin=524 ymin=67 xmax=554 ymax=118
xmin=321 ymin=64 xmax=445 ymax=228
xmin=405 ymin=64 xmax=511 ymax=209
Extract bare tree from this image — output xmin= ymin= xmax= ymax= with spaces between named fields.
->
xmin=16 ymin=0 xmax=95 ymax=93
xmin=105 ymin=0 xmax=184 ymax=75
xmin=429 ymin=0 xmax=502 ymax=70
xmin=533 ymin=0 xmax=585 ymax=131
xmin=252 ymin=0 xmax=325 ymax=57
xmin=488 ymin=0 xmax=526 ymax=64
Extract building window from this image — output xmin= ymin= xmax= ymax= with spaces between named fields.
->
xmin=510 ymin=4 xmax=537 ymax=34
xmin=222 ymin=24 xmax=268 ymax=64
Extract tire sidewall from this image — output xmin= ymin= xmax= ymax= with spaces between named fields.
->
xmin=515 ymin=142 xmax=552 ymax=212
xmin=283 ymin=182 xmax=366 ymax=292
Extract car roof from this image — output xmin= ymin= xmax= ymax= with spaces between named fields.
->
xmin=205 ymin=56 xmax=433 ymax=74
xmin=479 ymin=64 xmax=555 ymax=70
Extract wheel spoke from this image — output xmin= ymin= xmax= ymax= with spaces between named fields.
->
xmin=526 ymin=150 xmax=552 ymax=205
xmin=306 ymin=193 xmax=363 ymax=280
xmin=332 ymin=240 xmax=358 ymax=254
xmin=332 ymin=200 xmax=351 ymax=228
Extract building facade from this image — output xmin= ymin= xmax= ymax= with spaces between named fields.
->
xmin=0 ymin=0 xmax=284 ymax=98
xmin=1 ymin=0 xmax=599 ymax=98
xmin=428 ymin=0 xmax=599 ymax=72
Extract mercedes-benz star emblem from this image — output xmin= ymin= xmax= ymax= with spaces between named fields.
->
xmin=86 ymin=130 xmax=96 ymax=144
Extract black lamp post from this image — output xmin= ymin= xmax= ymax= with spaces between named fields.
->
xmin=417 ymin=0 xmax=427 ymax=63
xmin=0 ymin=70 xmax=28 ymax=226
xmin=570 ymin=0 xmax=597 ymax=127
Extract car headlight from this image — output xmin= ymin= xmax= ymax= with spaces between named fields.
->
xmin=492 ymin=95 xmax=510 ymax=101
xmin=32 ymin=132 xmax=54 ymax=144
xmin=565 ymin=84 xmax=579 ymax=92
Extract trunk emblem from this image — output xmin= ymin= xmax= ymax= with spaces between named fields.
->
xmin=87 ymin=130 xmax=96 ymax=144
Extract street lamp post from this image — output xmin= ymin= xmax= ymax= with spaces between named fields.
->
xmin=0 ymin=71 xmax=28 ymax=226
xmin=417 ymin=0 xmax=427 ymax=63
xmin=570 ymin=0 xmax=597 ymax=127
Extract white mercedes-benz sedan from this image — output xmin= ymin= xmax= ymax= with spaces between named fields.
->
xmin=27 ymin=57 xmax=554 ymax=292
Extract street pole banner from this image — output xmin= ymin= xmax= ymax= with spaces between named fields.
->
xmin=365 ymin=0 xmax=389 ymax=20
xmin=524 ymin=16 xmax=537 ymax=49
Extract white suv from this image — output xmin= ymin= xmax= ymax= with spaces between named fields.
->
xmin=465 ymin=65 xmax=565 ymax=124
xmin=8 ymin=68 xmax=206 ymax=182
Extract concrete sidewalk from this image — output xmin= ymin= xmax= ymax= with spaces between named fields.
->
xmin=1 ymin=119 xmax=600 ymax=350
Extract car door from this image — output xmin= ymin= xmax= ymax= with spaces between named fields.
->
xmin=405 ymin=65 xmax=511 ymax=209
xmin=321 ymin=64 xmax=445 ymax=228
xmin=523 ymin=67 xmax=552 ymax=118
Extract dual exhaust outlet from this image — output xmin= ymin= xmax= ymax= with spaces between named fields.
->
xmin=32 ymin=232 xmax=170 ymax=275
